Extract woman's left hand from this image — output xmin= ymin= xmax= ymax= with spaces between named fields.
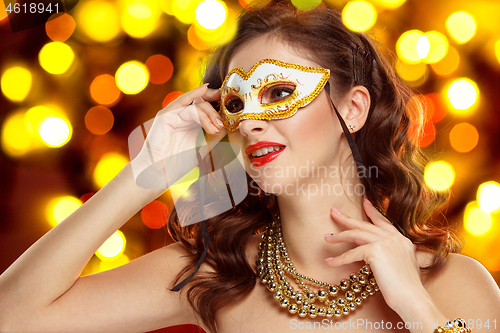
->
xmin=324 ymin=199 xmax=429 ymax=316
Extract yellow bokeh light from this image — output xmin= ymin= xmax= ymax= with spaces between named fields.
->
xmin=446 ymin=78 xmax=478 ymax=113
xmin=495 ymin=40 xmax=500 ymax=64
xmin=1 ymin=111 xmax=34 ymax=157
xmin=431 ymin=45 xmax=459 ymax=76
xmin=38 ymin=42 xmax=75 ymax=75
xmin=416 ymin=35 xmax=430 ymax=60
xmin=99 ymin=254 xmax=130 ymax=271
xmin=423 ymin=31 xmax=448 ymax=64
xmin=342 ymin=0 xmax=377 ymax=32
xmin=446 ymin=11 xmax=476 ymax=44
xmin=449 ymin=122 xmax=478 ymax=153
xmin=39 ymin=117 xmax=72 ymax=148
xmin=424 ymin=161 xmax=455 ymax=192
xmin=394 ymin=59 xmax=427 ymax=85
xmin=121 ymin=0 xmax=160 ymax=38
xmin=195 ymin=0 xmax=227 ymax=30
xmin=464 ymin=202 xmax=492 ymax=236
xmin=96 ymin=230 xmax=126 ymax=261
xmin=1 ymin=66 xmax=32 ymax=102
xmin=477 ymin=181 xmax=500 ymax=213
xmin=47 ymin=196 xmax=82 ymax=227
xmin=1 ymin=0 xmax=7 ymax=21
xmin=169 ymin=166 xmax=200 ymax=200
xmin=94 ymin=152 xmax=129 ymax=188
xmin=370 ymin=0 xmax=405 ymax=9
xmin=25 ymin=105 xmax=55 ymax=134
xmin=115 ymin=61 xmax=149 ymax=94
xmin=291 ymin=0 xmax=321 ymax=11
xmin=76 ymin=1 xmax=121 ymax=42
xmin=396 ymin=30 xmax=425 ymax=64
xmin=172 ymin=0 xmax=201 ymax=24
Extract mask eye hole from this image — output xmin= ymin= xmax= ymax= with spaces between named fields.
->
xmin=260 ymin=83 xmax=296 ymax=104
xmin=224 ymin=95 xmax=244 ymax=113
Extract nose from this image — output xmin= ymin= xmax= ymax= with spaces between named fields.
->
xmin=238 ymin=119 xmax=269 ymax=137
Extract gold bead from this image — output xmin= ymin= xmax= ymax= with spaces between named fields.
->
xmin=309 ymin=311 xmax=317 ymax=318
xmin=354 ymin=297 xmax=362 ymax=305
xmin=361 ymin=265 xmax=371 ymax=275
xmin=328 ymin=285 xmax=339 ymax=296
xmin=345 ymin=291 xmax=355 ymax=301
xmin=348 ymin=302 xmax=356 ymax=311
xmin=306 ymin=291 xmax=316 ymax=302
xmin=295 ymin=294 xmax=303 ymax=304
xmin=360 ymin=291 xmax=368 ymax=299
xmin=369 ymin=277 xmax=376 ymax=286
xmin=339 ymin=279 xmax=350 ymax=290
xmin=325 ymin=309 xmax=333 ymax=318
xmin=280 ymin=298 xmax=289 ymax=308
xmin=267 ymin=282 xmax=277 ymax=291
xmin=351 ymin=282 xmax=361 ymax=293
xmin=317 ymin=289 xmax=327 ymax=301
xmin=298 ymin=308 xmax=307 ymax=317
xmin=342 ymin=306 xmax=350 ymax=315
xmin=349 ymin=273 xmax=358 ymax=282
xmin=309 ymin=305 xmax=317 ymax=312
xmin=302 ymin=301 xmax=310 ymax=309
xmin=317 ymin=307 xmax=326 ymax=317
xmin=334 ymin=308 xmax=342 ymax=317
xmin=288 ymin=303 xmax=298 ymax=314
xmin=337 ymin=297 xmax=346 ymax=306
xmin=273 ymin=291 xmax=282 ymax=299
xmin=358 ymin=274 xmax=367 ymax=285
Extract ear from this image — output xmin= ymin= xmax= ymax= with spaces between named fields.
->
xmin=340 ymin=86 xmax=371 ymax=133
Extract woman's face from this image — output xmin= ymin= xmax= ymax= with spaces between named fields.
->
xmin=226 ymin=35 xmax=346 ymax=195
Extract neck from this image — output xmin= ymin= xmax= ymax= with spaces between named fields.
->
xmin=274 ymin=155 xmax=370 ymax=284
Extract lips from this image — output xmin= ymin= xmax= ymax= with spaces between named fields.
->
xmin=245 ymin=141 xmax=286 ymax=167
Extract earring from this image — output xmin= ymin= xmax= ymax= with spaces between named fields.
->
xmin=348 ymin=124 xmax=355 ymax=131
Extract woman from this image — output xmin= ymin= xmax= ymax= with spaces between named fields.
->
xmin=0 ymin=1 xmax=499 ymax=332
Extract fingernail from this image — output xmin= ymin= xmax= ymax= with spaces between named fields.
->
xmin=324 ymin=233 xmax=333 ymax=237
xmin=216 ymin=118 xmax=223 ymax=127
xmin=331 ymin=207 xmax=341 ymax=215
xmin=364 ymin=198 xmax=373 ymax=206
xmin=325 ymin=257 xmax=334 ymax=262
xmin=211 ymin=124 xmax=219 ymax=133
xmin=202 ymin=83 xmax=209 ymax=87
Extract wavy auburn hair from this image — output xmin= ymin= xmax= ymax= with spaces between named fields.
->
xmin=167 ymin=1 xmax=461 ymax=332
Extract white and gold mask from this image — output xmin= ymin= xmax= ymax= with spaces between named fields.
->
xmin=220 ymin=59 xmax=330 ymax=131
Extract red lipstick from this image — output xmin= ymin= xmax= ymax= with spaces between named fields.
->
xmin=245 ymin=141 xmax=286 ymax=167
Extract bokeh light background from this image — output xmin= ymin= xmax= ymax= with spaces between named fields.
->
xmin=0 ymin=0 xmax=500 ymax=330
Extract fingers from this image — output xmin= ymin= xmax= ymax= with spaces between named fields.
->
xmin=330 ymin=207 xmax=389 ymax=237
xmin=325 ymin=229 xmax=380 ymax=246
xmin=325 ymin=245 xmax=366 ymax=267
xmin=168 ymin=83 xmax=210 ymax=110
xmin=362 ymin=199 xmax=398 ymax=233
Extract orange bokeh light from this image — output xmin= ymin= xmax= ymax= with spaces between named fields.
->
xmin=187 ymin=24 xmax=210 ymax=51
xmin=141 ymin=200 xmax=170 ymax=229
xmin=85 ymin=106 xmax=115 ymax=135
xmin=430 ymin=46 xmax=460 ymax=76
xmin=449 ymin=122 xmax=479 ymax=153
xmin=145 ymin=54 xmax=174 ymax=85
xmin=162 ymin=91 xmax=184 ymax=108
xmin=425 ymin=93 xmax=447 ymax=123
xmin=45 ymin=13 xmax=76 ymax=42
xmin=90 ymin=74 xmax=121 ymax=105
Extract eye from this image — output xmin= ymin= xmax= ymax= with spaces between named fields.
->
xmin=224 ymin=96 xmax=244 ymax=113
xmin=261 ymin=84 xmax=296 ymax=104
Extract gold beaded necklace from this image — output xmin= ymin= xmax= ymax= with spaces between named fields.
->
xmin=256 ymin=214 xmax=379 ymax=318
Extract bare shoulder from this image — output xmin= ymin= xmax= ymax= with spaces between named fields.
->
xmin=423 ymin=253 xmax=500 ymax=324
xmin=16 ymin=242 xmax=206 ymax=333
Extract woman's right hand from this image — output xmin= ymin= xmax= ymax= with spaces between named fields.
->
xmin=130 ymin=83 xmax=227 ymax=189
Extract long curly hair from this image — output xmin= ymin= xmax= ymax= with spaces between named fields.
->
xmin=166 ymin=1 xmax=462 ymax=332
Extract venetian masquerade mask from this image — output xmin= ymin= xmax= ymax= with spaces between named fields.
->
xmin=220 ymin=59 xmax=330 ymax=131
